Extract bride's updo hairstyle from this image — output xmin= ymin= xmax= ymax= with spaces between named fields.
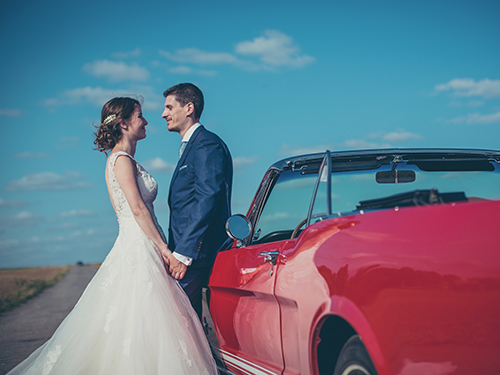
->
xmin=94 ymin=97 xmax=141 ymax=153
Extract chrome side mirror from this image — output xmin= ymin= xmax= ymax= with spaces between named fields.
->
xmin=225 ymin=214 xmax=252 ymax=241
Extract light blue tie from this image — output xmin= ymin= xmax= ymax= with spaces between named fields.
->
xmin=178 ymin=141 xmax=188 ymax=159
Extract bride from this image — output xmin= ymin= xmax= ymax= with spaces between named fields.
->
xmin=8 ymin=97 xmax=218 ymax=374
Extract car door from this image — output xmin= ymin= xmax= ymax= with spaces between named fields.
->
xmin=209 ymin=165 xmax=320 ymax=374
xmin=209 ymin=239 xmax=286 ymax=375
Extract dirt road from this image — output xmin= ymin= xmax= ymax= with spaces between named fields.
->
xmin=0 ymin=265 xmax=96 ymax=374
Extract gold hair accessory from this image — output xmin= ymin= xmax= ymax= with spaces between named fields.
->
xmin=103 ymin=114 xmax=117 ymax=125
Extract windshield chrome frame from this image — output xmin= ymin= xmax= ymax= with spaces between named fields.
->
xmin=306 ymin=150 xmax=332 ymax=227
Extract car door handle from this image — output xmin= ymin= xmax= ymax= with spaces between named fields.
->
xmin=258 ymin=251 xmax=280 ymax=266
xmin=258 ymin=251 xmax=280 ymax=276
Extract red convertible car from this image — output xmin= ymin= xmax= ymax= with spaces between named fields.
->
xmin=202 ymin=148 xmax=500 ymax=375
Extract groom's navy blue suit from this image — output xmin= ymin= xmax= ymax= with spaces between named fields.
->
xmin=168 ymin=125 xmax=232 ymax=317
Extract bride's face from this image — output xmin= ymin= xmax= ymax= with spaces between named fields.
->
xmin=124 ymin=105 xmax=148 ymax=140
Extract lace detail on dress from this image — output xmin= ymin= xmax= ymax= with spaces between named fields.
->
xmin=178 ymin=340 xmax=193 ymax=367
xmin=42 ymin=345 xmax=61 ymax=375
xmin=123 ymin=338 xmax=132 ymax=357
xmin=107 ymin=151 xmax=159 ymax=222
xmin=106 ymin=150 xmax=166 ymax=239
xmin=104 ymin=305 xmax=118 ymax=333
xmin=99 ymin=263 xmax=118 ymax=295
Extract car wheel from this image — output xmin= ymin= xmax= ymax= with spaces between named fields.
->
xmin=333 ymin=335 xmax=378 ymax=375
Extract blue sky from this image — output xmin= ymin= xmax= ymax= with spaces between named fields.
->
xmin=1 ymin=0 xmax=499 ymax=268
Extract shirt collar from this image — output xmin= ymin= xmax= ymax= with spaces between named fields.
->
xmin=182 ymin=122 xmax=201 ymax=142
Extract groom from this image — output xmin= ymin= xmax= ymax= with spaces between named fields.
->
xmin=162 ymin=83 xmax=233 ymax=319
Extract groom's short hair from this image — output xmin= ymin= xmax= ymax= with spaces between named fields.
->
xmin=163 ymin=83 xmax=204 ymax=120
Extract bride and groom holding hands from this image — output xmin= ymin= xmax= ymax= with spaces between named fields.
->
xmin=8 ymin=83 xmax=233 ymax=374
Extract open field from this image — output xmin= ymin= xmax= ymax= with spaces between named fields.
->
xmin=0 ymin=266 xmax=71 ymax=313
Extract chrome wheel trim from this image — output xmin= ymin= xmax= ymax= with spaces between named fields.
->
xmin=341 ymin=364 xmax=371 ymax=375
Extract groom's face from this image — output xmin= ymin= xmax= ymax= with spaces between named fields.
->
xmin=162 ymin=95 xmax=190 ymax=135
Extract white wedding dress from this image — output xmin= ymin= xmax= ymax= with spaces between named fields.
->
xmin=8 ymin=151 xmax=218 ymax=375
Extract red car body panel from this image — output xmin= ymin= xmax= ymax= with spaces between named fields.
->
xmin=210 ymin=239 xmax=286 ymax=375
xmin=209 ymin=200 xmax=500 ymax=375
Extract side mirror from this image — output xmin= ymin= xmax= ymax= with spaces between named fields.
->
xmin=225 ymin=214 xmax=252 ymax=241
xmin=376 ymin=170 xmax=416 ymax=184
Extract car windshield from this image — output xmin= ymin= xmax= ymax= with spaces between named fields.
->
xmin=253 ymin=154 xmax=500 ymax=244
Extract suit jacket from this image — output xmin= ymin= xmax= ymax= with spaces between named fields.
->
xmin=168 ymin=125 xmax=233 ymax=268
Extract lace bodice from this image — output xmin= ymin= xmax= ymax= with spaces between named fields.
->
xmin=107 ymin=151 xmax=158 ymax=221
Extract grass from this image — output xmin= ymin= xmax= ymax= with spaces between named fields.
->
xmin=0 ymin=265 xmax=71 ymax=314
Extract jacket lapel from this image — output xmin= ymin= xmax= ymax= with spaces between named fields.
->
xmin=168 ymin=125 xmax=205 ymax=199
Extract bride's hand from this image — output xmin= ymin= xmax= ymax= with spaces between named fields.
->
xmin=160 ymin=245 xmax=172 ymax=271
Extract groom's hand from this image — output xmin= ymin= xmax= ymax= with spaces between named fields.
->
xmin=169 ymin=257 xmax=187 ymax=280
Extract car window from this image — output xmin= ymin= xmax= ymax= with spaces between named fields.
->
xmin=253 ymin=171 xmax=316 ymax=244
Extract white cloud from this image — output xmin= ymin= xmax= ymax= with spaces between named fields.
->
xmin=161 ymin=48 xmax=239 ymax=65
xmin=0 ymin=108 xmax=21 ymax=117
xmin=111 ymin=48 xmax=142 ymax=59
xmin=15 ymin=151 xmax=50 ymax=158
xmin=382 ymin=130 xmax=423 ymax=142
xmin=435 ymin=78 xmax=500 ymax=98
xmin=167 ymin=65 xmax=217 ymax=76
xmin=280 ymin=129 xmax=423 ymax=156
xmin=83 ymin=60 xmax=150 ymax=82
xmin=55 ymin=137 xmax=80 ymax=151
xmin=233 ymin=156 xmax=258 ymax=169
xmin=0 ymin=239 xmax=20 ymax=250
xmin=5 ymin=171 xmax=91 ymax=191
xmin=59 ymin=209 xmax=95 ymax=218
xmin=236 ymin=30 xmax=315 ymax=68
xmin=160 ymin=30 xmax=315 ymax=72
xmin=0 ymin=211 xmax=43 ymax=226
xmin=343 ymin=139 xmax=391 ymax=150
xmin=42 ymin=86 xmax=160 ymax=111
xmin=344 ymin=129 xmax=422 ymax=149
xmin=142 ymin=157 xmax=176 ymax=173
xmin=0 ymin=227 xmax=113 ymax=255
xmin=280 ymin=144 xmax=331 ymax=156
xmin=448 ymin=100 xmax=484 ymax=108
xmin=65 ymin=87 xmax=119 ymax=105
xmin=0 ymin=198 xmax=27 ymax=208
xmin=43 ymin=86 xmax=123 ymax=107
xmin=446 ymin=110 xmax=500 ymax=125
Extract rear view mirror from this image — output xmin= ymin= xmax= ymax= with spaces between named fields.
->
xmin=376 ymin=170 xmax=416 ymax=184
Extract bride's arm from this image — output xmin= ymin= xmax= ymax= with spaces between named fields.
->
xmin=113 ymin=155 xmax=173 ymax=266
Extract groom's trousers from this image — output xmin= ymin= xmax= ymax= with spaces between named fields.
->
xmin=178 ymin=265 xmax=211 ymax=320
